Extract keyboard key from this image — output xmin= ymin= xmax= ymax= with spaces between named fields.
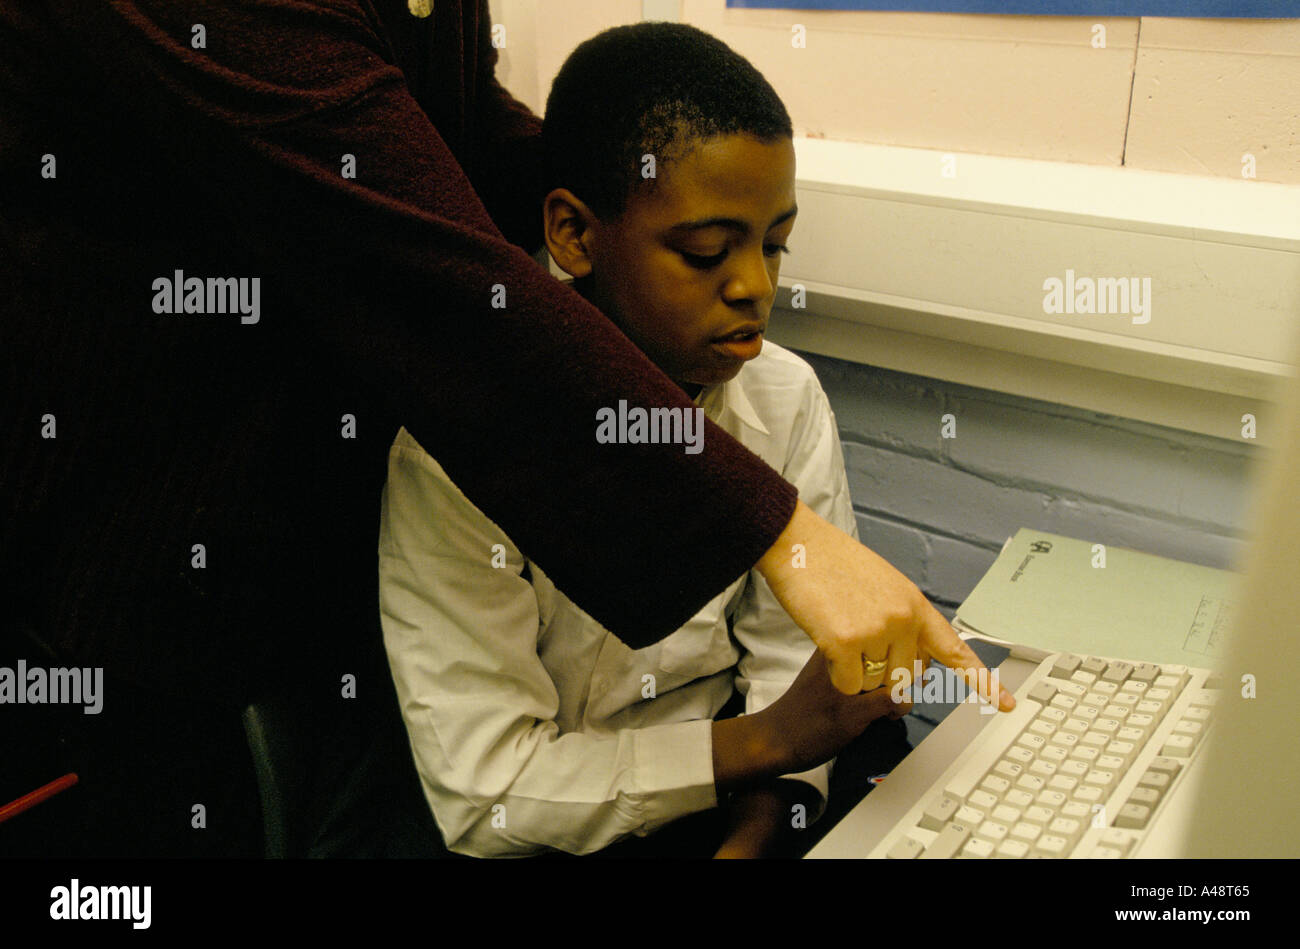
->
xmin=1016 ymin=733 xmax=1047 ymax=753
xmin=1160 ymin=735 xmax=1194 ymax=758
xmin=1035 ymin=790 xmax=1068 ymax=812
xmin=1115 ymin=803 xmax=1152 ymax=829
xmin=1136 ymin=771 xmax=1172 ymax=796
xmin=1028 ymin=682 xmax=1059 ymax=704
xmin=920 ymin=794 xmax=960 ymax=831
xmin=1148 ymin=757 xmax=1183 ymax=775
xmin=956 ymin=805 xmax=986 ymax=825
xmin=976 ymin=820 xmax=1010 ymax=843
xmin=959 ymin=837 xmax=994 ymax=858
xmin=1005 ymin=789 xmax=1034 ymax=809
xmin=1049 ymin=817 xmax=1083 ymax=842
xmin=1101 ymin=828 xmax=1138 ymax=855
xmin=1050 ymin=694 xmax=1079 ymax=712
xmin=997 ymin=839 xmax=1031 ymax=858
xmin=1081 ymin=657 xmax=1108 ymax=675
xmin=1011 ymin=822 xmax=1042 ymax=843
xmin=1130 ymin=663 xmax=1160 ymax=683
xmin=1106 ymin=740 xmax=1137 ymax=762
xmin=1068 ymin=745 xmax=1100 ymax=764
xmin=1161 ymin=664 xmax=1190 ymax=687
xmin=1084 ymin=770 xmax=1116 ymax=795
xmin=979 ymin=775 xmax=1012 ymax=797
xmin=1071 ymin=784 xmax=1104 ymax=805
xmin=1128 ymin=787 xmax=1160 ymax=808
xmin=1015 ymin=774 xmax=1046 ymax=793
xmin=920 ymin=821 xmax=971 ymax=859
xmin=993 ymin=760 xmax=1024 ymax=780
xmin=887 ymin=836 xmax=925 ymax=859
xmin=1051 ymin=654 xmax=1082 ymax=679
xmin=969 ymin=789 xmax=999 ymax=811
xmin=1035 ymin=834 xmax=1069 ymax=856
xmin=1006 ymin=746 xmax=1034 ymax=766
xmin=1029 ymin=760 xmax=1059 ymax=780
xmin=1024 ymin=805 xmax=1055 ymax=824
xmin=992 ymin=804 xmax=1022 ymax=824
xmin=1041 ymin=745 xmax=1069 ymax=764
xmin=1102 ymin=661 xmax=1133 ymax=684
xmin=1059 ymin=760 xmax=1089 ymax=778
xmin=1062 ymin=800 xmax=1091 ymax=819
xmin=1071 ymin=671 xmax=1097 ymax=687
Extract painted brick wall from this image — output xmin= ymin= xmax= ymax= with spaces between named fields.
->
xmin=796 ymin=350 xmax=1260 ymax=619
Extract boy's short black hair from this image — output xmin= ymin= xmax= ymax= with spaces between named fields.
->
xmin=542 ymin=23 xmax=793 ymax=219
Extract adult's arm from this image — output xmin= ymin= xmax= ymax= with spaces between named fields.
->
xmin=53 ymin=0 xmax=794 ymax=646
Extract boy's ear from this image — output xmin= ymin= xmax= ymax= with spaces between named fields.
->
xmin=543 ymin=188 xmax=597 ymax=279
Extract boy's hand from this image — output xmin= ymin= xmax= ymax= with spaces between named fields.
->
xmin=757 ymin=500 xmax=1015 ymax=711
xmin=755 ymin=649 xmax=908 ymax=776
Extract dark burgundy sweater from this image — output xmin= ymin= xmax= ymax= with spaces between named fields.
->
xmin=0 ymin=0 xmax=798 ymax=703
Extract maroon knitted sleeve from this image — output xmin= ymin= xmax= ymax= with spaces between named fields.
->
xmin=45 ymin=0 xmax=797 ymax=646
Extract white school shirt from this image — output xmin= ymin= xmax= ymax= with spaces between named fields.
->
xmin=379 ymin=342 xmax=860 ymax=857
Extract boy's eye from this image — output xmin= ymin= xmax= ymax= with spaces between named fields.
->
xmin=764 ymin=244 xmax=791 ymax=258
xmin=680 ymin=249 xmax=727 ymax=270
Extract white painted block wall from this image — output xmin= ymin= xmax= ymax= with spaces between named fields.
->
xmin=797 ymin=350 xmax=1259 ymax=617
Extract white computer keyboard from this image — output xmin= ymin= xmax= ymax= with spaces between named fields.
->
xmin=870 ymin=651 xmax=1220 ymax=858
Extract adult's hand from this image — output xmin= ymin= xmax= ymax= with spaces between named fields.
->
xmin=756 ymin=500 xmax=1015 ymax=710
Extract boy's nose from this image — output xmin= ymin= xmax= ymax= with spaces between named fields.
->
xmin=722 ymin=249 xmax=776 ymax=305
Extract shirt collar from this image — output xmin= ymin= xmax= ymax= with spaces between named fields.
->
xmin=695 ymin=368 xmax=770 ymax=437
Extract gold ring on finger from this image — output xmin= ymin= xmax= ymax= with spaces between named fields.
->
xmin=862 ymin=657 xmax=887 ymax=677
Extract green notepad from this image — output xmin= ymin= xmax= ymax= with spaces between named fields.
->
xmin=954 ymin=528 xmax=1241 ymax=667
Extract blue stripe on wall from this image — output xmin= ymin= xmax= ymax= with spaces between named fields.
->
xmin=726 ymin=1 xmax=1298 ymax=17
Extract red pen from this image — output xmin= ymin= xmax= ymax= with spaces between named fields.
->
xmin=0 ymin=773 xmax=79 ymax=825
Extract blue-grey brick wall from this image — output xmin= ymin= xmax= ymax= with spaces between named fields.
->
xmin=797 ymin=350 xmax=1260 ymax=619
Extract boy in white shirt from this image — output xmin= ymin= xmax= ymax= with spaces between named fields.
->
xmin=379 ymin=22 xmax=908 ymax=858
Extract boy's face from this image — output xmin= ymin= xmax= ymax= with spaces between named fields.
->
xmin=575 ymin=134 xmax=797 ymax=392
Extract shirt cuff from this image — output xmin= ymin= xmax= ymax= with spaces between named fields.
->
xmin=632 ymin=718 xmax=718 ymax=833
xmin=779 ymin=763 xmax=831 ymax=822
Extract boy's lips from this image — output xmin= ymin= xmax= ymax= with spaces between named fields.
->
xmin=712 ymin=323 xmax=766 ymax=342
xmin=710 ymin=325 xmax=764 ymax=361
